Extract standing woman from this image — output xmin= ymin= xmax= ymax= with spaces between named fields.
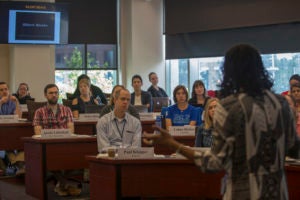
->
xmin=72 ymin=79 xmax=99 ymax=118
xmin=165 ymin=85 xmax=198 ymax=130
xmin=188 ymin=80 xmax=210 ymax=109
xmin=290 ymin=83 xmax=300 ymax=137
xmin=195 ymin=98 xmax=218 ymax=147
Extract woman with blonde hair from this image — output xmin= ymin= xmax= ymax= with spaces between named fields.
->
xmin=72 ymin=78 xmax=99 ymax=118
xmin=195 ymin=98 xmax=218 ymax=147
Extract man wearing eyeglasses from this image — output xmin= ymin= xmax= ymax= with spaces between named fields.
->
xmin=33 ymin=83 xmax=74 ymax=135
xmin=32 ymin=84 xmax=80 ymax=196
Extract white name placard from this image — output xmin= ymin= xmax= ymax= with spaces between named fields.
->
xmin=117 ymin=147 xmax=154 ymax=159
xmin=79 ymin=113 xmax=99 ymax=121
xmin=139 ymin=113 xmax=155 ymax=121
xmin=0 ymin=115 xmax=19 ymax=123
xmin=41 ymin=129 xmax=71 ymax=138
xmin=169 ymin=126 xmax=196 ymax=136
xmin=19 ymin=104 xmax=28 ymax=112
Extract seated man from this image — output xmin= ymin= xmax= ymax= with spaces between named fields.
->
xmin=0 ymin=82 xmax=21 ymax=117
xmin=33 ymin=84 xmax=74 ymax=134
xmin=97 ymin=88 xmax=141 ymax=152
xmin=0 ymin=82 xmax=23 ymax=175
xmin=33 ymin=84 xmax=80 ymax=196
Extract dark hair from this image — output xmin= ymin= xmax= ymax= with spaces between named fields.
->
xmin=191 ymin=80 xmax=206 ymax=99
xmin=132 ymin=74 xmax=143 ymax=84
xmin=44 ymin=84 xmax=59 ymax=94
xmin=173 ymin=85 xmax=188 ymax=103
xmin=0 ymin=82 xmax=7 ymax=86
xmin=148 ymin=72 xmax=156 ymax=81
xmin=220 ymin=44 xmax=273 ymax=97
xmin=289 ymin=74 xmax=300 ymax=83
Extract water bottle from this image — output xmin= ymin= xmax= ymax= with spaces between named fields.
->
xmin=96 ymin=95 xmax=102 ymax=105
xmin=155 ymin=115 xmax=162 ymax=134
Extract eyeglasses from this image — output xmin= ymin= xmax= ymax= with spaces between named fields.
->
xmin=48 ymin=91 xmax=59 ymax=95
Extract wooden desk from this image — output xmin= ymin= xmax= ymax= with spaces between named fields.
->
xmin=0 ymin=121 xmax=33 ymax=150
xmin=0 ymin=120 xmax=155 ymax=151
xmin=23 ymin=137 xmax=98 ymax=200
xmin=286 ymin=165 xmax=300 ymax=199
xmin=86 ymin=156 xmax=224 ymax=200
xmin=87 ymin=157 xmax=300 ymax=200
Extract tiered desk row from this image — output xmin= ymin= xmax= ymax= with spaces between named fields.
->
xmin=1 ymin=119 xmax=300 ymax=200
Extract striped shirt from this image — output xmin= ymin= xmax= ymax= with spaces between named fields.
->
xmin=33 ymin=104 xmax=73 ymax=129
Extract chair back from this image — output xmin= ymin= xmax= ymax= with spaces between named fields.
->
xmin=133 ymin=105 xmax=148 ymax=113
xmin=26 ymin=100 xmax=47 ymax=121
xmin=62 ymin=99 xmax=73 ymax=109
xmin=84 ymin=104 xmax=106 ymax=113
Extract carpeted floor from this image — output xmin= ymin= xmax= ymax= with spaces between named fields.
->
xmin=0 ymin=176 xmax=90 ymax=200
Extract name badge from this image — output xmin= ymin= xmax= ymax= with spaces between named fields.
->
xmin=41 ymin=129 xmax=71 ymax=138
xmin=169 ymin=126 xmax=196 ymax=136
xmin=79 ymin=113 xmax=99 ymax=121
xmin=117 ymin=147 xmax=154 ymax=159
xmin=0 ymin=114 xmax=18 ymax=123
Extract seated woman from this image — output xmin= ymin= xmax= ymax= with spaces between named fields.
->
xmin=12 ymin=83 xmax=34 ymax=104
xmin=131 ymin=74 xmax=153 ymax=112
xmin=165 ymin=85 xmax=198 ymax=130
xmin=100 ymin=85 xmax=140 ymax=119
xmin=188 ymin=80 xmax=210 ymax=109
xmin=71 ymin=79 xmax=99 ymax=118
xmin=195 ymin=98 xmax=218 ymax=147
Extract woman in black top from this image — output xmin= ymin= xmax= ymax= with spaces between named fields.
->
xmin=188 ymin=80 xmax=210 ymax=109
xmin=72 ymin=79 xmax=98 ymax=118
xmin=12 ymin=83 xmax=34 ymax=104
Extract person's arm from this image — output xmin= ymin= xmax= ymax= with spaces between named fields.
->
xmin=96 ymin=118 xmax=111 ymax=152
xmin=92 ymin=85 xmax=107 ymax=104
xmin=72 ymin=98 xmax=79 ymax=119
xmin=67 ymin=122 xmax=74 ymax=134
xmin=10 ymin=96 xmax=22 ymax=118
xmin=131 ymin=120 xmax=142 ymax=147
xmin=34 ymin=125 xmax=42 ymax=135
xmin=165 ymin=118 xmax=172 ymax=131
xmin=143 ymin=126 xmax=195 ymax=160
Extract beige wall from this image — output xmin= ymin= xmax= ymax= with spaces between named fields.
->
xmin=120 ymin=0 xmax=164 ymax=92
xmin=0 ymin=0 xmax=164 ymax=100
xmin=0 ymin=45 xmax=10 ymax=84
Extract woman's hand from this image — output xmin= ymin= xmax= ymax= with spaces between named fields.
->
xmin=143 ymin=126 xmax=174 ymax=147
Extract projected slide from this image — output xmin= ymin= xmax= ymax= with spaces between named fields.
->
xmin=8 ymin=10 xmax=61 ymax=44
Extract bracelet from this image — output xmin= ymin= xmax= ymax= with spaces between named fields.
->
xmin=176 ymin=144 xmax=184 ymax=154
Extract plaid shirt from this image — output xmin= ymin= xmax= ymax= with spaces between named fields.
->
xmin=33 ymin=104 xmax=73 ymax=129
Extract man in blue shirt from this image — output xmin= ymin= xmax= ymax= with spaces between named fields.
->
xmin=0 ymin=82 xmax=21 ymax=117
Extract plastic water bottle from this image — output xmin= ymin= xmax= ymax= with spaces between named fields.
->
xmin=155 ymin=115 xmax=162 ymax=134
xmin=96 ymin=95 xmax=102 ymax=105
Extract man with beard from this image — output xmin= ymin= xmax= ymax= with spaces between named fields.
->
xmin=33 ymin=83 xmax=74 ymax=135
xmin=33 ymin=84 xmax=79 ymax=197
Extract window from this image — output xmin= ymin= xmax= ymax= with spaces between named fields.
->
xmin=166 ymin=52 xmax=300 ymax=96
xmin=55 ymin=44 xmax=117 ymax=100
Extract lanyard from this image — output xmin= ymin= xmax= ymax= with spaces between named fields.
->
xmin=114 ymin=119 xmax=126 ymax=138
